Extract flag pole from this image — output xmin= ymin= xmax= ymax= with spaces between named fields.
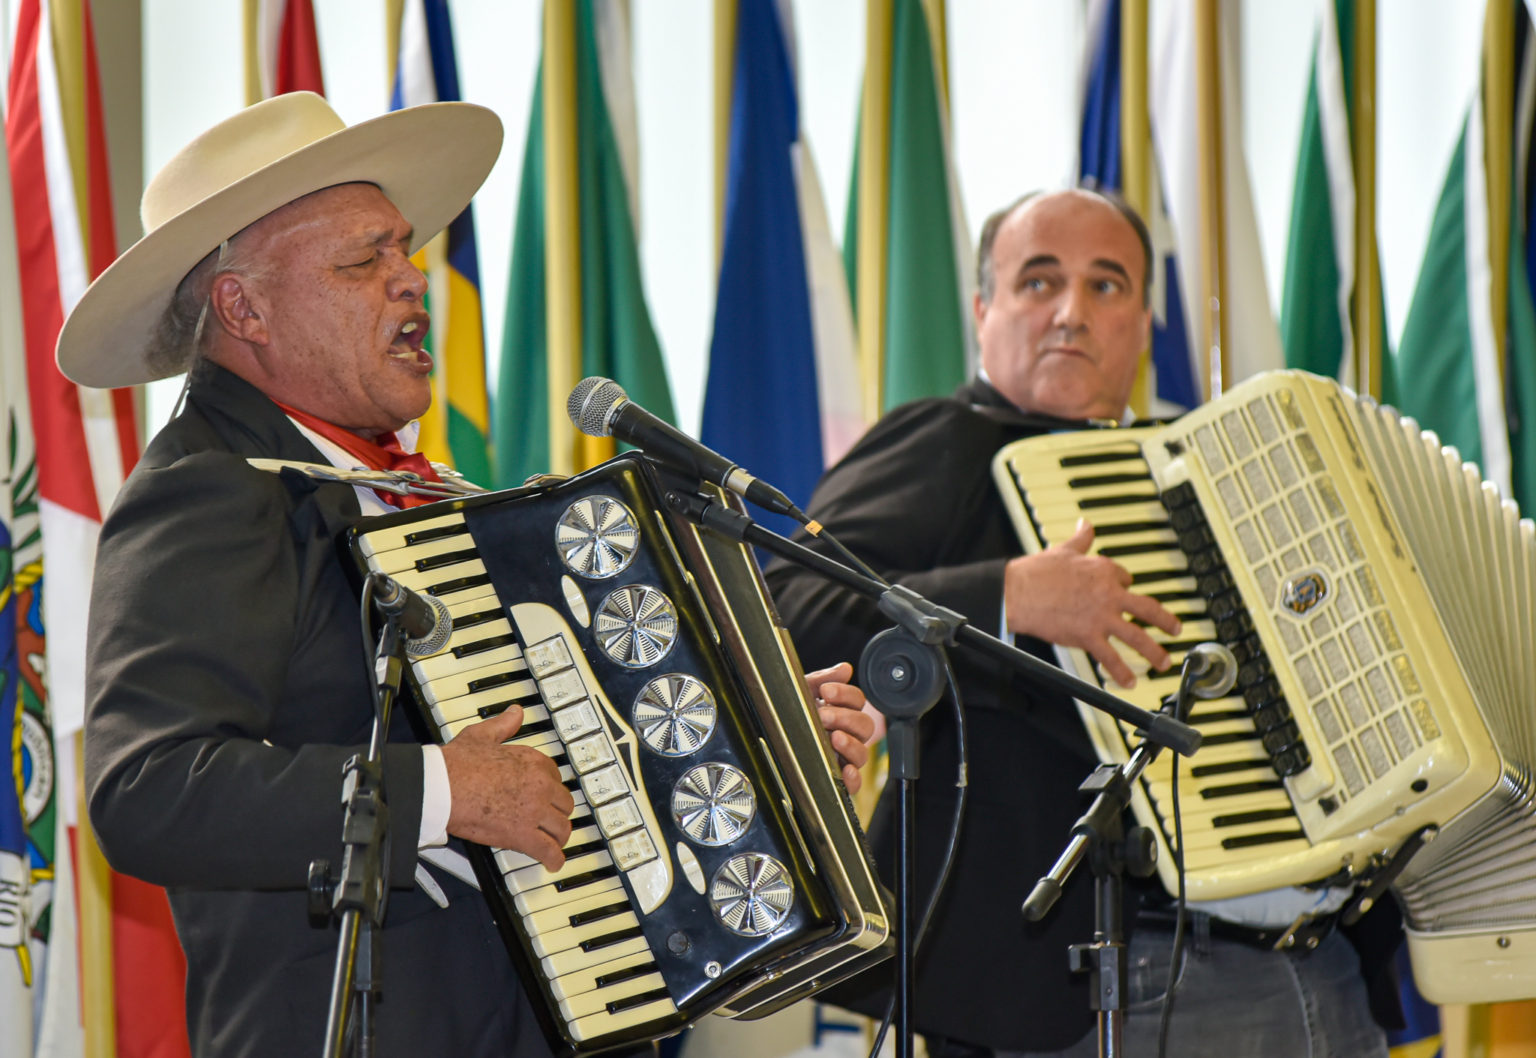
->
xmin=1484 ymin=0 xmax=1513 ymax=396
xmin=857 ymin=0 xmax=892 ymax=422
xmin=1192 ymin=0 xmax=1226 ymax=401
xmin=1119 ymin=0 xmax=1151 ymax=416
xmin=543 ymin=0 xmax=581 ymax=476
xmin=1350 ymin=0 xmax=1382 ymax=399
xmin=713 ymin=0 xmax=736 ymax=270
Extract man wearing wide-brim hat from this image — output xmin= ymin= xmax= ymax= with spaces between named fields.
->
xmin=68 ymin=89 xmax=876 ymax=1058
xmin=68 ymin=91 xmax=579 ymax=1058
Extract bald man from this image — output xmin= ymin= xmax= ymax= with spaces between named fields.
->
xmin=766 ymin=190 xmax=1397 ymax=1058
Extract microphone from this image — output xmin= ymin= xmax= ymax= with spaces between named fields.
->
xmin=567 ymin=376 xmax=802 ymax=519
xmin=1183 ymin=642 xmax=1238 ymax=700
xmin=369 ymin=573 xmax=452 ymax=658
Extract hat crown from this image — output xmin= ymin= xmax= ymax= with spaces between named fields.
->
xmin=141 ymin=91 xmax=345 ymax=233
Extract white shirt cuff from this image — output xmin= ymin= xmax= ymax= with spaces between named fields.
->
xmin=418 ymin=744 xmax=452 ymax=849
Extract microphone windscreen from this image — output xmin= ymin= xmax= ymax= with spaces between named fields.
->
xmin=567 ymin=376 xmax=626 ymax=437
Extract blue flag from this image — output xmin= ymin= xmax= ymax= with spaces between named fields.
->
xmin=702 ymin=0 xmax=860 ymax=543
xmin=1077 ymin=0 xmax=1198 ymax=412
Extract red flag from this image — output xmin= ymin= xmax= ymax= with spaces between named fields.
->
xmin=252 ymin=0 xmax=326 ymax=98
xmin=6 ymin=1 xmax=189 ymax=1055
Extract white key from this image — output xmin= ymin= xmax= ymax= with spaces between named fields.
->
xmin=428 ymin=685 xmax=542 ymax=728
xmin=568 ymin=996 xmax=679 ymax=1042
xmin=494 ymin=826 xmax=604 ymax=876
xmin=513 ymin=873 xmax=624 ymax=916
xmin=548 ymin=948 xmax=655 ymax=1003
xmin=540 ymin=929 xmax=649 ymax=978
xmin=355 ymin=513 xmax=469 ymax=561
xmin=413 ymin=640 xmax=526 ymax=683
xmin=559 ymin=969 xmax=668 ymax=1020
xmin=523 ymin=888 xmax=635 ymax=937
xmin=505 ymin=849 xmax=614 ymax=894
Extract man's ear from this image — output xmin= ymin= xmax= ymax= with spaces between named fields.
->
xmin=208 ymin=273 xmax=267 ymax=345
xmin=972 ymin=290 xmax=989 ymax=332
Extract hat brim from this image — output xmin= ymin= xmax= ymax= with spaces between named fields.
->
xmin=57 ymin=101 xmax=503 ymax=389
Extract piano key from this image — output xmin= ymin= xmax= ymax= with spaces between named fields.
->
xmin=418 ymin=661 xmax=538 ymax=707
xmin=523 ymin=890 xmax=635 ymax=937
xmin=541 ymin=929 xmax=649 ymax=978
xmin=568 ymin=995 xmax=679 ymax=1042
xmin=386 ymin=557 xmax=492 ymax=599
xmin=496 ymin=826 xmax=605 ymax=876
xmin=559 ymin=969 xmax=668 ymax=1020
xmin=426 ymin=683 xmax=544 ymax=727
xmin=531 ymin=896 xmax=645 ymax=958
xmin=512 ymin=873 xmax=624 ymax=916
xmin=547 ymin=949 xmax=657 ymax=1004
xmin=363 ymin=530 xmax=483 ymax=573
xmin=354 ymin=511 xmax=469 ymax=560
xmin=505 ymin=849 xmax=615 ymax=895
xmin=413 ymin=640 xmax=526 ymax=682
xmin=440 ymin=710 xmax=563 ymax=743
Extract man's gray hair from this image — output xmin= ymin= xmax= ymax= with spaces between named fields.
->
xmin=974 ymin=186 xmax=1153 ymax=308
xmin=145 ymin=237 xmax=264 ymax=377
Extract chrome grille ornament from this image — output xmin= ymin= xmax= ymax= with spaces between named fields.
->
xmin=672 ymin=763 xmax=755 ymax=845
xmin=709 ymin=853 xmax=793 ymax=937
xmin=634 ymin=674 xmax=718 ymax=756
xmin=555 ymin=495 xmax=640 ymax=578
xmin=594 ymin=585 xmax=678 ymax=667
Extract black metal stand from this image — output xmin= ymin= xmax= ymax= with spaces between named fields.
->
xmin=858 ymin=627 xmax=949 ymax=1058
xmin=309 ymin=615 xmax=404 ymax=1058
xmin=1022 ymin=662 xmax=1210 ymax=1058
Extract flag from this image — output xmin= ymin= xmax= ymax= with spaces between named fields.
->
xmin=390 ymin=0 xmax=494 ymax=485
xmin=1076 ymin=0 xmax=1198 ymax=413
xmin=1148 ymin=0 xmax=1284 ymax=403
xmin=843 ymin=0 xmax=974 ymax=419
xmin=1394 ymin=0 xmax=1536 ymax=513
xmin=244 ymin=0 xmax=325 ymax=103
xmin=6 ymin=1 xmax=188 ymax=1055
xmin=2 ymin=82 xmax=47 ymax=1055
xmin=700 ymin=0 xmax=861 ymax=541
xmin=1278 ymin=0 xmax=1394 ymax=407
xmin=496 ymin=0 xmax=676 ymax=487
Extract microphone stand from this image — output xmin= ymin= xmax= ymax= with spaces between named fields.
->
xmin=1021 ymin=659 xmax=1205 ymax=1058
xmin=309 ymin=608 xmax=404 ymax=1058
xmin=661 ymin=490 xmax=1202 ymax=1058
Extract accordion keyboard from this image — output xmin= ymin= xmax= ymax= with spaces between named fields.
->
xmin=998 ymin=436 xmax=1314 ymax=894
xmin=357 ymin=510 xmax=682 ymax=1040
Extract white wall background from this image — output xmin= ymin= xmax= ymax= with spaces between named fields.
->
xmin=139 ymin=0 xmax=1483 ymax=438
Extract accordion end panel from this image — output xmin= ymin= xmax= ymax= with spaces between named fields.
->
xmin=1403 ymin=928 xmax=1536 ymax=1005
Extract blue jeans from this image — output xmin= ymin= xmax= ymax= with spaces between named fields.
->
xmin=1000 ymin=914 xmax=1389 ymax=1058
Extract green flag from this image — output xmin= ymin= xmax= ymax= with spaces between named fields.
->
xmin=844 ymin=0 xmax=974 ymax=416
xmin=496 ymin=0 xmax=674 ymax=488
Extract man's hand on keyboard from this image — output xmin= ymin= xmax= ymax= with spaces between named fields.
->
xmin=807 ymin=662 xmax=878 ymax=795
xmin=1004 ymin=518 xmax=1182 ymax=689
xmin=440 ymin=706 xmax=576 ymax=870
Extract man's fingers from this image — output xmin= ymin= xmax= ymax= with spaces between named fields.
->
xmin=1113 ymin=620 xmax=1173 ymax=673
xmin=829 ymin=729 xmax=870 ymax=772
xmin=459 ymin=705 xmax=524 ymax=743
xmin=842 ymin=762 xmax=863 ymax=795
xmin=526 ymin=830 xmax=567 ymax=873
xmin=1088 ymin=639 xmax=1137 ymax=688
xmin=819 ymin=704 xmax=875 ymax=744
xmin=1122 ymin=593 xmax=1183 ymax=638
xmin=1063 ymin=518 xmax=1095 ymax=553
xmin=805 ymin=661 xmax=854 ymax=690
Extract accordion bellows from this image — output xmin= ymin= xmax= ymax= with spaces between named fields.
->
xmin=993 ymin=370 xmax=1535 ymax=1004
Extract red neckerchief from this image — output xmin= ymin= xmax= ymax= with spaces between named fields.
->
xmin=275 ymin=401 xmax=442 ymax=509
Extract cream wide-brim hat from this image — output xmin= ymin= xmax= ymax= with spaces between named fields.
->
xmin=56 ymin=90 xmax=503 ymax=389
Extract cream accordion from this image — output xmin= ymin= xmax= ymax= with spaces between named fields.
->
xmin=348 ymin=454 xmax=891 ymax=1055
xmin=992 ymin=370 xmax=1536 ymax=1003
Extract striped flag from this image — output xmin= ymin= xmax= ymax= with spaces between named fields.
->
xmin=2 ymin=87 xmax=46 ymax=1057
xmin=6 ymin=2 xmax=189 ymax=1055
xmin=701 ymin=0 xmax=861 ymax=540
xmin=1279 ymin=0 xmax=1357 ymax=385
xmin=1077 ymin=0 xmax=1198 ymax=413
xmin=244 ymin=0 xmax=325 ymax=102
xmin=496 ymin=0 xmax=675 ymax=486
xmin=390 ymin=0 xmax=494 ymax=484
xmin=1394 ymin=0 xmax=1536 ymax=512
xmin=844 ymin=0 xmax=974 ymax=420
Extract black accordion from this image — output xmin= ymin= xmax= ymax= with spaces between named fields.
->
xmin=347 ymin=453 xmax=891 ymax=1055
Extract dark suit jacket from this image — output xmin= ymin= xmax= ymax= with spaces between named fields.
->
xmin=764 ymin=380 xmax=1121 ymax=1052
xmin=84 ymin=362 xmax=551 ymax=1057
